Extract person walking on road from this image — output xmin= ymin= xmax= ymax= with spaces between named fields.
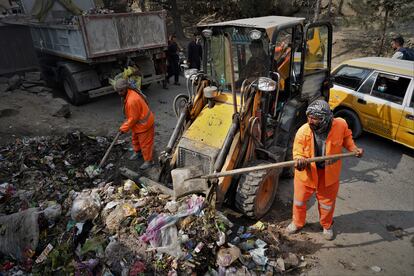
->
xmin=166 ymin=34 xmax=181 ymax=85
xmin=188 ymin=33 xmax=202 ymax=70
xmin=391 ymin=36 xmax=414 ymax=61
xmin=114 ymin=79 xmax=155 ymax=170
xmin=286 ymin=100 xmax=364 ymax=240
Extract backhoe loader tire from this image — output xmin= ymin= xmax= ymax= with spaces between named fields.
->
xmin=235 ymin=160 xmax=280 ymax=219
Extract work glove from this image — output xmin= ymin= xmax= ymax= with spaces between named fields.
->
xmin=295 ymin=157 xmax=308 ymax=171
xmin=354 ymin=148 xmax=364 ymax=158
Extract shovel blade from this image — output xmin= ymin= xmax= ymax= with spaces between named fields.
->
xmin=171 ymin=166 xmax=209 ymax=200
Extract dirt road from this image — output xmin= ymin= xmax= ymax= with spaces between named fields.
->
xmin=1 ymin=76 xmax=413 ymax=275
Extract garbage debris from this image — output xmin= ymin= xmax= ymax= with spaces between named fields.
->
xmin=0 ymin=208 xmax=39 ymax=261
xmin=0 ymin=132 xmax=310 ymax=275
xmin=71 ymin=191 xmax=102 ymax=222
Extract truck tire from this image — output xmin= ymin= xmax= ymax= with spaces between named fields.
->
xmin=62 ymin=68 xmax=89 ymax=106
xmin=141 ymin=83 xmax=151 ymax=90
xmin=235 ymin=160 xmax=280 ymax=219
xmin=335 ymin=109 xmax=362 ymax=138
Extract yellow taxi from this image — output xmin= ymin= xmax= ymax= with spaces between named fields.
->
xmin=329 ymin=57 xmax=414 ymax=149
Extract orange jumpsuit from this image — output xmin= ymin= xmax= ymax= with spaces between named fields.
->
xmin=292 ymin=118 xmax=357 ymax=229
xmin=120 ymin=89 xmax=155 ymax=161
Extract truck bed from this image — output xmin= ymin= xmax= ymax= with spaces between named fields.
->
xmin=28 ymin=11 xmax=167 ymax=62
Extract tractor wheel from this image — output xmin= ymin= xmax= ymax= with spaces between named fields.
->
xmin=235 ymin=161 xmax=280 ymax=219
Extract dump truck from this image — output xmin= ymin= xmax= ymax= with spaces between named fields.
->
xmin=155 ymin=16 xmax=333 ymax=218
xmin=8 ymin=0 xmax=168 ymax=105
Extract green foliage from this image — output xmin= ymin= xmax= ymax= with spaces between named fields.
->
xmin=239 ymin=0 xmax=274 ymax=18
xmin=347 ymin=0 xmax=414 ymax=30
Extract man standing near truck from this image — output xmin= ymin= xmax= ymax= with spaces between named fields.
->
xmin=114 ymin=79 xmax=155 ymax=170
xmin=286 ymin=100 xmax=363 ymax=240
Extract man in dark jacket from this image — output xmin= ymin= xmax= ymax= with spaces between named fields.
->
xmin=167 ymin=34 xmax=181 ymax=85
xmin=391 ymin=36 xmax=414 ymax=61
xmin=188 ymin=33 xmax=203 ymax=70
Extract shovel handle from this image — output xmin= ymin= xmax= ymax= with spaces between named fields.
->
xmin=199 ymin=151 xmax=357 ymax=179
xmin=98 ymin=131 xmax=122 ymax=169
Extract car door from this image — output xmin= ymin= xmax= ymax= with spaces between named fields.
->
xmin=395 ymin=85 xmax=414 ymax=148
xmin=330 ymin=65 xmax=372 ymax=110
xmin=355 ymin=71 xmax=411 ymax=140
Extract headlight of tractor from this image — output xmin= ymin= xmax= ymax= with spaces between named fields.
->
xmin=257 ymin=77 xmax=277 ymax=92
xmin=184 ymin=68 xmax=198 ymax=79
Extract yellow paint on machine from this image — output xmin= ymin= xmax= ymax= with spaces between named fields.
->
xmin=183 ymin=101 xmax=235 ymax=149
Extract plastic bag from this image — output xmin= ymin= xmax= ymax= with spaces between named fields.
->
xmin=71 ymin=191 xmax=101 ymax=222
xmin=153 ymin=226 xmax=184 ymax=258
xmin=140 ymin=195 xmax=204 ymax=245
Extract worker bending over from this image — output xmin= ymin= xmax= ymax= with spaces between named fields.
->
xmin=286 ymin=100 xmax=363 ymax=240
xmin=114 ymin=79 xmax=155 ymax=170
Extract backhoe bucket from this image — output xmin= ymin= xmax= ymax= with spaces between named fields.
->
xmin=171 ymin=166 xmax=209 ymax=199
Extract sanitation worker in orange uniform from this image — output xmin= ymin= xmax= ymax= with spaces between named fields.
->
xmin=286 ymin=100 xmax=363 ymax=240
xmin=114 ymin=79 xmax=155 ymax=170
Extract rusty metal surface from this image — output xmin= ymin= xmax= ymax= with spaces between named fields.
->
xmin=0 ymin=24 xmax=38 ymax=75
xmin=79 ymin=11 xmax=168 ymax=58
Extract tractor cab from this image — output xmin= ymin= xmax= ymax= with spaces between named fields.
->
xmin=159 ymin=16 xmax=332 ymax=218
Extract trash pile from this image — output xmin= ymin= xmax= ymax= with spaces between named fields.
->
xmin=0 ymin=132 xmax=308 ymax=275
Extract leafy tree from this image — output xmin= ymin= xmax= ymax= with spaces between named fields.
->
xmin=239 ymin=0 xmax=273 ymax=18
xmin=348 ymin=0 xmax=414 ymax=55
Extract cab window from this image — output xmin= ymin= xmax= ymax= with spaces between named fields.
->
xmin=371 ymin=73 xmax=411 ymax=105
xmin=304 ymin=26 xmax=329 ymax=74
xmin=410 ymin=89 xmax=414 ymax=107
xmin=333 ymin=66 xmax=371 ymax=90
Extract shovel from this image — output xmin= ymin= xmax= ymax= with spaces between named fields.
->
xmin=98 ymin=131 xmax=122 ymax=169
xmin=85 ymin=131 xmax=122 ymax=178
xmin=172 ymin=151 xmax=358 ymax=199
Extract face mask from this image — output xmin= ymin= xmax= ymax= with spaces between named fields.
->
xmin=378 ymin=86 xmax=386 ymax=92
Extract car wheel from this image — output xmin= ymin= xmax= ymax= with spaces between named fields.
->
xmin=335 ymin=109 xmax=362 ymax=138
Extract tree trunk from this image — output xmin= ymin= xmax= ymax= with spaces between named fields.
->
xmin=327 ymin=0 xmax=333 ymax=16
xmin=139 ymin=0 xmax=146 ymax=12
xmin=313 ymin=0 xmax=321 ymax=22
xmin=377 ymin=7 xmax=389 ymax=56
xmin=337 ymin=0 xmax=345 ymax=15
xmin=169 ymin=0 xmax=185 ymax=40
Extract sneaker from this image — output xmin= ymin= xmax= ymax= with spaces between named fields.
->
xmin=140 ymin=160 xmax=154 ymax=170
xmin=323 ymin=227 xmax=334 ymax=240
xmin=286 ymin=222 xmax=301 ymax=234
xmin=129 ymin=151 xmax=142 ymax=160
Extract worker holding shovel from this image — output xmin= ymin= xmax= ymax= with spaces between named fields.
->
xmin=286 ymin=100 xmax=363 ymax=240
xmin=114 ymin=79 xmax=155 ymax=170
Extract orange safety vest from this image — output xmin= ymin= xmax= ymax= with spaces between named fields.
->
xmin=293 ymin=118 xmax=357 ymax=188
xmin=120 ymin=89 xmax=154 ymax=133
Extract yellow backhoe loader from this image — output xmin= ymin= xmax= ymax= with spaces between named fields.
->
xmin=157 ymin=16 xmax=333 ymax=218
